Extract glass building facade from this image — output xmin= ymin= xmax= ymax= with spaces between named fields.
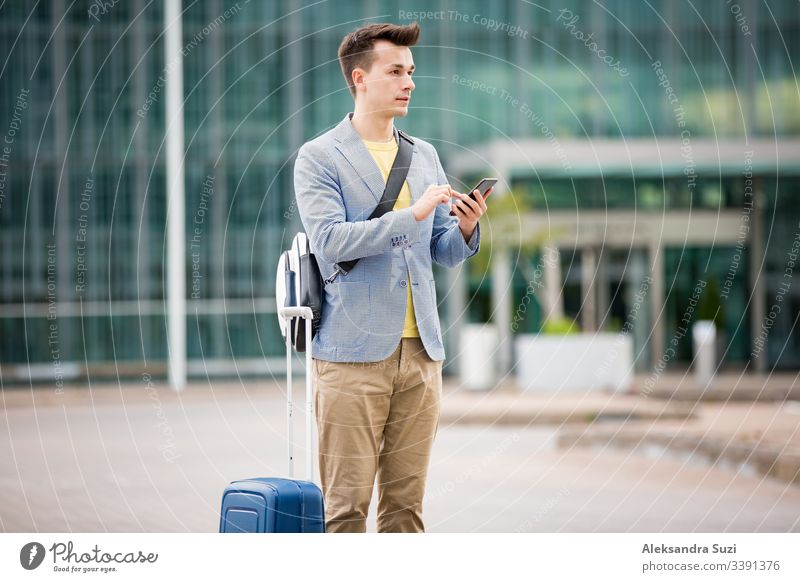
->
xmin=1 ymin=0 xmax=798 ymax=382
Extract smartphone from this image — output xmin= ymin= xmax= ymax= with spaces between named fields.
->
xmin=449 ymin=178 xmax=498 ymax=216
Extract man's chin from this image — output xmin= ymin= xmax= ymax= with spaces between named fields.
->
xmin=394 ymin=105 xmax=410 ymax=117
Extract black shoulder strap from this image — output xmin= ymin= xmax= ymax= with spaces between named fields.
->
xmin=366 ymin=129 xmax=414 ymax=219
xmin=326 ymin=129 xmax=414 ymax=282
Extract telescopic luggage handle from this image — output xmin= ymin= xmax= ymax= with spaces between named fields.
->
xmin=279 ymin=306 xmax=315 ymax=483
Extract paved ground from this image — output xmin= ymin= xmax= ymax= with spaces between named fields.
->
xmin=445 ymin=372 xmax=800 ymax=487
xmin=1 ymin=374 xmax=798 ymax=532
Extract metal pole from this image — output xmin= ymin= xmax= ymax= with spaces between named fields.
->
xmin=165 ymin=0 xmax=186 ymax=390
xmin=286 ymin=320 xmax=294 ymax=479
xmin=750 ymin=178 xmax=766 ymax=372
xmin=491 ymin=249 xmax=513 ymax=376
xmin=305 ymin=317 xmax=313 ymax=482
xmin=542 ymin=244 xmax=563 ymax=323
xmin=581 ymin=247 xmax=597 ymax=332
xmin=280 ymin=307 xmax=316 ymax=482
xmin=650 ymin=243 xmax=666 ymax=368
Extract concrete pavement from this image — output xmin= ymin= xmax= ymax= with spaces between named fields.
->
xmin=1 ymin=374 xmax=798 ymax=532
xmin=444 ymin=372 xmax=800 ymax=487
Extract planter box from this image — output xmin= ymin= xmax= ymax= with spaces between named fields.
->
xmin=514 ymin=333 xmax=633 ymax=392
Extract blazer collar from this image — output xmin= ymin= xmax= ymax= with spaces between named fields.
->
xmin=333 ymin=112 xmax=422 ymax=205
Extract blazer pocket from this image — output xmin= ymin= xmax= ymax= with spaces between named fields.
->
xmin=331 ymin=281 xmax=370 ymax=349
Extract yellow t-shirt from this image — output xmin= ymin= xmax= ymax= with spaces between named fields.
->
xmin=362 ymin=137 xmax=419 ymax=338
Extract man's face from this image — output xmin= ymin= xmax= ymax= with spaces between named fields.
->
xmin=354 ymin=40 xmax=415 ymax=118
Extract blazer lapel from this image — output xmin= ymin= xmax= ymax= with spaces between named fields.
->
xmin=405 ymin=155 xmax=424 ymax=205
xmin=333 ymin=113 xmax=421 ymax=206
xmin=335 ymin=139 xmax=386 ymax=204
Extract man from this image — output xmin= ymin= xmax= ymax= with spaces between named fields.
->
xmin=294 ymin=21 xmax=487 ymax=533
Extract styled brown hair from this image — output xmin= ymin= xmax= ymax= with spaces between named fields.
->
xmin=338 ymin=22 xmax=420 ymax=98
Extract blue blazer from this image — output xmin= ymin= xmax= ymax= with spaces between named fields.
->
xmin=293 ymin=112 xmax=481 ymax=362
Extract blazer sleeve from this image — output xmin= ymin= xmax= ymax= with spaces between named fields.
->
xmin=293 ymin=142 xmax=421 ymax=265
xmin=429 ymin=147 xmax=481 ymax=268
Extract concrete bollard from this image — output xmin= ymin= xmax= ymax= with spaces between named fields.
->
xmin=693 ymin=320 xmax=716 ymax=390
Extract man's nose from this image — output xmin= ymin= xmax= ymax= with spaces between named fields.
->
xmin=404 ymin=75 xmax=415 ymax=92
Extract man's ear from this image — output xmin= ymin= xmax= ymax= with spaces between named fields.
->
xmin=351 ymin=68 xmax=365 ymax=94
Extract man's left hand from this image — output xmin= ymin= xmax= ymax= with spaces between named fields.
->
xmin=451 ymin=188 xmax=489 ymax=240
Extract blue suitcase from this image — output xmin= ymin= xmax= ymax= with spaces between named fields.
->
xmin=219 ymin=307 xmax=325 ymax=533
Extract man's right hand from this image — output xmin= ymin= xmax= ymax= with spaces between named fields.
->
xmin=411 ymin=185 xmax=453 ymax=221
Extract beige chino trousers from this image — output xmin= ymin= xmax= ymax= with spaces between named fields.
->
xmin=312 ymin=337 xmax=443 ymax=533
